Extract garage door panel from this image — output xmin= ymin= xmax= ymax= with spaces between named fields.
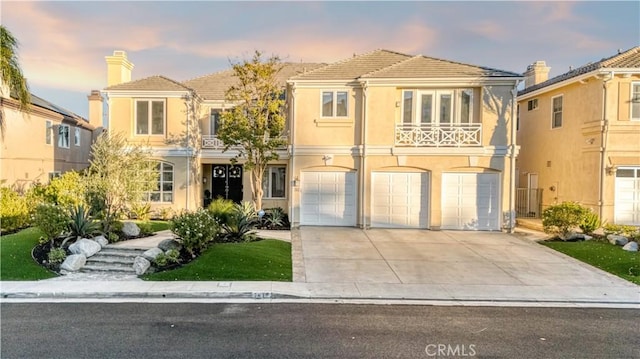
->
xmin=442 ymin=173 xmax=500 ymax=231
xmin=615 ymin=168 xmax=640 ymax=225
xmin=371 ymin=172 xmax=429 ymax=229
xmin=300 ymin=171 xmax=357 ymax=226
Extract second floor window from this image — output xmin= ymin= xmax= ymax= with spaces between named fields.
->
xmin=552 ymin=95 xmax=563 ymax=128
xmin=402 ymin=89 xmax=473 ymax=126
xmin=321 ymin=91 xmax=348 ymax=117
xmin=74 ymin=127 xmax=81 ymax=146
xmin=136 ymin=100 xmax=165 ymax=135
xmin=58 ymin=124 xmax=70 ymax=148
xmin=527 ymin=99 xmax=538 ymax=111
xmin=45 ymin=120 xmax=53 ymax=145
xmin=631 ymin=82 xmax=640 ymax=121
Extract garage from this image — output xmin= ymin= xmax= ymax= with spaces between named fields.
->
xmin=615 ymin=167 xmax=640 ymax=225
xmin=371 ymin=172 xmax=429 ymax=228
xmin=300 ymin=171 xmax=357 ymax=226
xmin=442 ymin=173 xmax=500 ymax=230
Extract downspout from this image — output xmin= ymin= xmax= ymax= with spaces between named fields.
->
xmin=289 ymin=84 xmax=297 ymax=226
xmin=185 ymin=93 xmax=191 ymax=211
xmin=509 ymin=84 xmax=519 ymax=233
xmin=360 ymin=81 xmax=369 ymax=229
xmin=599 ymin=71 xmax=614 ymax=220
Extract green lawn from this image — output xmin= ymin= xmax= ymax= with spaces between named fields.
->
xmin=144 ymin=239 xmax=292 ymax=281
xmin=0 ymin=227 xmax=58 ymax=281
xmin=542 ymin=240 xmax=640 ymax=285
xmin=136 ymin=220 xmax=170 ymax=232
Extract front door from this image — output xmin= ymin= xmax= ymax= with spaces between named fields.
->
xmin=212 ymin=164 xmax=243 ymax=203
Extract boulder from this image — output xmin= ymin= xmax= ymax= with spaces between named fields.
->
xmin=93 ymin=235 xmax=109 ymax=247
xmin=133 ymin=256 xmax=151 ymax=275
xmin=563 ymin=232 xmax=585 ymax=241
xmin=622 ymin=241 xmax=638 ymax=252
xmin=583 ymin=234 xmax=594 ymax=241
xmin=158 ymin=239 xmax=182 ymax=252
xmin=69 ymin=238 xmax=102 ymax=258
xmin=607 ymin=234 xmax=628 ymax=246
xmin=122 ymin=221 xmax=141 ymax=237
xmin=60 ymin=254 xmax=86 ymax=272
xmin=143 ymin=247 xmax=163 ymax=261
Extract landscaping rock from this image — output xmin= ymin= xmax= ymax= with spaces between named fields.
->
xmin=69 ymin=238 xmax=102 ymax=258
xmin=133 ymin=256 xmax=151 ymax=275
xmin=143 ymin=247 xmax=163 ymax=261
xmin=60 ymin=254 xmax=86 ymax=272
xmin=607 ymin=234 xmax=628 ymax=246
xmin=563 ymin=232 xmax=585 ymax=241
xmin=93 ymin=235 xmax=109 ymax=247
xmin=583 ymin=234 xmax=594 ymax=241
xmin=158 ymin=238 xmax=182 ymax=252
xmin=622 ymin=241 xmax=638 ymax=252
xmin=122 ymin=221 xmax=141 ymax=237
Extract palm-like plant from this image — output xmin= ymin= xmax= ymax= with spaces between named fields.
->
xmin=62 ymin=204 xmax=101 ymax=247
xmin=1 ymin=25 xmax=30 ymax=137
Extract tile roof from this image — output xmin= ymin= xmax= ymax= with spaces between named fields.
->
xmin=105 ymin=75 xmax=193 ymax=92
xmin=519 ymin=46 xmax=640 ymax=95
xmin=184 ymin=62 xmax=324 ymax=101
xmin=290 ymin=49 xmax=411 ymax=80
xmin=361 ymin=55 xmax=521 ymax=79
xmin=30 ymin=93 xmax=92 ymax=128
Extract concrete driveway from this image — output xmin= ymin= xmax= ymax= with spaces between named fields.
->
xmin=294 ymin=227 xmax=639 ymax=302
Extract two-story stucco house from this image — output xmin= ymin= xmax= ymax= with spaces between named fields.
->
xmin=101 ymin=49 xmax=521 ymax=231
xmin=517 ymin=46 xmax=640 ymax=225
xmin=0 ymin=88 xmax=101 ymax=190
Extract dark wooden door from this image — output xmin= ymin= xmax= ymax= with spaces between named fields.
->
xmin=211 ymin=164 xmax=243 ymax=203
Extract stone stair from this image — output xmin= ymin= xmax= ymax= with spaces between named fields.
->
xmin=81 ymin=246 xmax=147 ymax=274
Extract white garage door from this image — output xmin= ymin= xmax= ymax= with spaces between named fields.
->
xmin=300 ymin=171 xmax=357 ymax=226
xmin=442 ymin=173 xmax=500 ymax=230
xmin=371 ymin=172 xmax=429 ymax=228
xmin=615 ymin=167 xmax=640 ymax=225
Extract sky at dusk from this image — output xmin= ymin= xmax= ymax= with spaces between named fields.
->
xmin=2 ymin=1 xmax=639 ymax=119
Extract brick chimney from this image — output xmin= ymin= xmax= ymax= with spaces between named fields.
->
xmin=87 ymin=90 xmax=103 ymax=130
xmin=105 ymin=50 xmax=134 ymax=87
xmin=523 ymin=61 xmax=550 ymax=89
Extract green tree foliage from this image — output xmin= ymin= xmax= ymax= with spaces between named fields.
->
xmin=0 ymin=187 xmax=29 ymax=233
xmin=217 ymin=51 xmax=286 ymax=211
xmin=32 ymin=203 xmax=67 ymax=248
xmin=86 ymin=132 xmax=158 ymax=235
xmin=44 ymin=171 xmax=87 ymax=209
xmin=0 ymin=25 xmax=30 ymax=138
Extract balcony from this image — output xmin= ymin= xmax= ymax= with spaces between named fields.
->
xmin=202 ymin=135 xmax=289 ymax=149
xmin=395 ymin=123 xmax=482 ymax=147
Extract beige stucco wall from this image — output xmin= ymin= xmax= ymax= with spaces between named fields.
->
xmin=0 ymin=99 xmax=94 ymax=190
xmin=517 ymin=74 xmax=640 ymax=222
xmin=290 ymin=82 xmax=516 ymax=229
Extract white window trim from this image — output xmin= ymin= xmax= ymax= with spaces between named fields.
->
xmin=516 ymin=104 xmax=520 ymax=131
xmin=58 ymin=124 xmax=70 ymax=148
xmin=146 ymin=161 xmax=174 ymax=203
xmin=263 ymin=166 xmax=286 ymax=199
xmin=320 ymin=90 xmax=349 ymax=118
xmin=134 ymin=99 xmax=166 ymax=136
xmin=74 ymin=127 xmax=81 ymax=146
xmin=402 ymin=89 xmax=473 ymax=126
xmin=551 ymin=94 xmax=563 ymax=129
xmin=48 ymin=171 xmax=61 ymax=182
xmin=527 ymin=98 xmax=539 ymax=111
xmin=631 ymin=82 xmax=640 ymax=121
xmin=45 ymin=120 xmax=53 ymax=145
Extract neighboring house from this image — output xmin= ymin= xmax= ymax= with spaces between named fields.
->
xmin=517 ymin=46 xmax=640 ymax=225
xmin=0 ymin=89 xmax=102 ymax=190
xmin=102 ymin=49 xmax=521 ymax=230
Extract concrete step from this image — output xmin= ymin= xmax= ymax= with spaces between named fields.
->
xmin=97 ymin=247 xmax=146 ymax=258
xmin=87 ymin=256 xmax=136 ymax=265
xmin=81 ymin=263 xmax=136 ymax=273
xmin=516 ymin=218 xmax=544 ymax=232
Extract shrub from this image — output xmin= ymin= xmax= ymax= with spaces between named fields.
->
xmin=154 ymin=249 xmax=180 ymax=267
xmin=207 ymin=198 xmax=235 ymax=226
xmin=262 ymin=207 xmax=287 ymax=229
xmin=24 ymin=182 xmax=48 ymax=214
xmin=542 ymin=202 xmax=589 ymax=239
xmin=579 ymin=210 xmax=601 ymax=234
xmin=220 ymin=202 xmax=259 ymax=243
xmin=171 ymin=209 xmax=219 ymax=256
xmin=32 ymin=203 xmax=68 ymax=247
xmin=67 ymin=204 xmax=101 ymax=240
xmin=155 ymin=207 xmax=174 ymax=221
xmin=0 ymin=187 xmax=30 ymax=233
xmin=45 ymin=171 xmax=87 ymax=208
xmin=129 ymin=202 xmax=151 ymax=221
xmin=137 ymin=221 xmax=153 ymax=236
xmin=47 ymin=248 xmax=67 ymax=265
xmin=603 ymin=224 xmax=638 ymax=237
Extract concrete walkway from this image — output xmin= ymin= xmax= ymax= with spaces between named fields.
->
xmin=1 ymin=227 xmax=637 ymax=307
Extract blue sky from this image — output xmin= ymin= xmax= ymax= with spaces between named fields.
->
xmin=2 ymin=1 xmax=639 ymax=119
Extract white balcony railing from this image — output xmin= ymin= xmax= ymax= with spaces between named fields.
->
xmin=395 ymin=123 xmax=482 ymax=147
xmin=202 ymin=135 xmax=289 ymax=149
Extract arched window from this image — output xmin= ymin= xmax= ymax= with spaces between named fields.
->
xmin=145 ymin=161 xmax=173 ymax=203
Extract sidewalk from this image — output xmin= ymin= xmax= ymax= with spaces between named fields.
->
xmin=1 ymin=227 xmax=638 ymax=308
